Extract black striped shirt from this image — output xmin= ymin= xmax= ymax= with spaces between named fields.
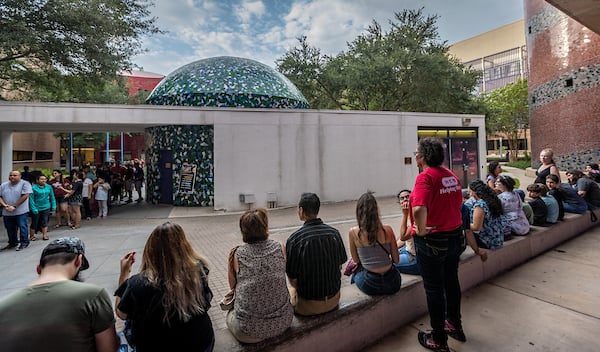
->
xmin=286 ymin=218 xmax=347 ymax=300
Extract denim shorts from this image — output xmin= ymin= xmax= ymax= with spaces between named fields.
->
xmin=352 ymin=265 xmax=401 ymax=295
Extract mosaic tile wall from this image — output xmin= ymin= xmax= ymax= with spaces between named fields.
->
xmin=552 ymin=149 xmax=600 ymax=172
xmin=146 ymin=56 xmax=310 ymax=109
xmin=145 ymin=125 xmax=214 ymax=206
xmin=529 ymin=64 xmax=600 ymax=110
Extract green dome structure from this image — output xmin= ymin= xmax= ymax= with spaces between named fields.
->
xmin=146 ymin=56 xmax=310 ymax=109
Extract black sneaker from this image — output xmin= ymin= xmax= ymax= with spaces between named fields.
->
xmin=1 ymin=244 xmax=17 ymax=250
xmin=444 ymin=320 xmax=467 ymax=342
xmin=418 ymin=331 xmax=451 ymax=352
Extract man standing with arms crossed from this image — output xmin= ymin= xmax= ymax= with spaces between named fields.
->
xmin=0 ymin=170 xmax=33 ymax=250
xmin=286 ymin=192 xmax=347 ymax=316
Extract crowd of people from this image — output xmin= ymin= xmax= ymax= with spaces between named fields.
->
xmin=0 ymin=160 xmax=145 ymax=249
xmin=0 ymin=140 xmax=598 ymax=352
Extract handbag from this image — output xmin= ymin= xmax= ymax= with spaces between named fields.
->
xmin=343 ymin=258 xmax=360 ymax=276
xmin=220 ymin=289 xmax=235 ymax=311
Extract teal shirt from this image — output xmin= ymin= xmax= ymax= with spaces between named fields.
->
xmin=29 ymin=183 xmax=56 ymax=214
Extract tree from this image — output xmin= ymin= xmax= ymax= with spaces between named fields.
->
xmin=276 ymin=8 xmax=482 ymax=113
xmin=0 ymin=0 xmax=161 ymax=100
xmin=484 ymin=78 xmax=529 ymax=161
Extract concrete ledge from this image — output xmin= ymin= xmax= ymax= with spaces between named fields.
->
xmin=215 ymin=210 xmax=599 ymax=352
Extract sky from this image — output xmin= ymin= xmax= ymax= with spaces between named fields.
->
xmin=133 ymin=0 xmax=525 ymax=76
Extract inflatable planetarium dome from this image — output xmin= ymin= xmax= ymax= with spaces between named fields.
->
xmin=146 ymin=56 xmax=310 ymax=109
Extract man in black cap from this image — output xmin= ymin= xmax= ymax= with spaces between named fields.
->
xmin=0 ymin=237 xmax=119 ymax=352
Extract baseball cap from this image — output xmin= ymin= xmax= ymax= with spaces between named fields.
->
xmin=41 ymin=237 xmax=90 ymax=270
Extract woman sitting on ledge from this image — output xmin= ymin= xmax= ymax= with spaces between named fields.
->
xmin=495 ymin=175 xmax=530 ymax=236
xmin=468 ymin=180 xmax=505 ymax=250
xmin=348 ymin=192 xmax=401 ymax=295
xmin=226 ymin=208 xmax=293 ymax=344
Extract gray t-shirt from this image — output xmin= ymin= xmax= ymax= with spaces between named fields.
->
xmin=0 ymin=180 xmax=32 ymax=216
xmin=576 ymin=177 xmax=600 ymax=207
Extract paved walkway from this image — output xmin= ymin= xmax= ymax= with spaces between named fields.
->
xmin=2 ymin=166 xmax=597 ymax=351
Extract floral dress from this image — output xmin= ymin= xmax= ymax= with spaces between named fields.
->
xmin=470 ymin=199 xmax=505 ymax=249
xmin=498 ymin=191 xmax=530 ymax=235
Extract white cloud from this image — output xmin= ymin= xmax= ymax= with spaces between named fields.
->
xmin=134 ymin=0 xmax=524 ymax=75
xmin=237 ymin=0 xmax=266 ymax=23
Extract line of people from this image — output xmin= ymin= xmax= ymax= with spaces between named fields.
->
xmin=0 ymin=161 xmax=146 ymax=251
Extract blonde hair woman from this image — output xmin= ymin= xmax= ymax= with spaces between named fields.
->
xmin=116 ymin=222 xmax=214 ymax=351
xmin=534 ymin=148 xmax=560 ymax=183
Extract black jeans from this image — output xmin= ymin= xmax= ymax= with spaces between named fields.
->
xmin=82 ymin=197 xmax=92 ymax=219
xmin=414 ymin=230 xmax=462 ymax=345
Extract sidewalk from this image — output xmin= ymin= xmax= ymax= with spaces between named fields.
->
xmin=365 ymin=224 xmax=600 ymax=352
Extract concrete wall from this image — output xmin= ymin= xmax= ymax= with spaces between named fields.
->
xmin=213 ymin=110 xmax=486 ymax=211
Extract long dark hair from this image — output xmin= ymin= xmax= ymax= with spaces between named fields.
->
xmin=469 ymin=180 xmax=503 ymax=217
xmin=496 ymin=175 xmax=516 ymax=192
xmin=356 ymin=192 xmax=383 ymax=245
xmin=487 ymin=161 xmax=500 ymax=177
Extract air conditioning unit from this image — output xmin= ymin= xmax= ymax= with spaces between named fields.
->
xmin=239 ymin=193 xmax=255 ymax=204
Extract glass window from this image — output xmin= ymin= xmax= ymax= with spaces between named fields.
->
xmin=13 ymin=151 xmax=33 ymax=161
xmin=35 ymin=151 xmax=53 ymax=160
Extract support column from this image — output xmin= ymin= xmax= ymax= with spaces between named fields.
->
xmin=0 ymin=131 xmax=13 ymax=182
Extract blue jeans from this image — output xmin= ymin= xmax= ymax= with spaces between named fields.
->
xmin=394 ymin=246 xmax=420 ymax=275
xmin=414 ymin=230 xmax=463 ymax=345
xmin=563 ymin=202 xmax=588 ymax=214
xmin=351 ymin=265 xmax=401 ymax=295
xmin=3 ymin=213 xmax=29 ymax=246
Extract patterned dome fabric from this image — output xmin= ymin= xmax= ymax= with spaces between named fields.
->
xmin=146 ymin=56 xmax=310 ymax=109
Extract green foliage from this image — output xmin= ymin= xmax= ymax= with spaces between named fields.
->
xmin=506 ymin=160 xmax=531 ymax=170
xmin=276 ymin=8 xmax=483 ymax=113
xmin=0 ymin=0 xmax=161 ymax=100
xmin=484 ymin=78 xmax=529 ymax=161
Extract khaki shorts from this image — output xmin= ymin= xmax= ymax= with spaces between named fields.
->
xmin=289 ymin=287 xmax=340 ymax=316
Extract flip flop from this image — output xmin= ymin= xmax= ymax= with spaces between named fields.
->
xmin=43 ymin=236 xmax=49 ymax=240
xmin=29 ymin=236 xmax=38 ymax=241
xmin=54 ymin=224 xmax=61 ymax=228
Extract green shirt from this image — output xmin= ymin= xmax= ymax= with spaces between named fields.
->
xmin=0 ymin=280 xmax=115 ymax=352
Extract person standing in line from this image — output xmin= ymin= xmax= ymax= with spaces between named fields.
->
xmin=0 ymin=237 xmax=119 ymax=351
xmin=0 ymin=171 xmax=33 ymax=251
xmin=133 ymin=161 xmax=145 ymax=202
xmin=94 ymin=176 xmax=111 ymax=218
xmin=65 ymin=171 xmax=83 ymax=229
xmin=48 ymin=170 xmax=71 ymax=228
xmin=82 ymin=173 xmax=94 ymax=220
xmin=124 ymin=162 xmax=134 ymax=203
xmin=286 ymin=193 xmax=347 ymax=316
xmin=409 ymin=137 xmax=465 ymax=352
xmin=29 ymin=174 xmax=56 ymax=241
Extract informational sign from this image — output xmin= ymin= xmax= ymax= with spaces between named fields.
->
xmin=178 ymin=163 xmax=197 ymax=193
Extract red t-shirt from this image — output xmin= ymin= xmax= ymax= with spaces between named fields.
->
xmin=410 ymin=166 xmax=463 ymax=233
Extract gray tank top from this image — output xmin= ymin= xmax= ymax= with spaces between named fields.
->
xmin=357 ymin=243 xmax=392 ymax=270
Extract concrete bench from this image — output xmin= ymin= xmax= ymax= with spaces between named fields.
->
xmin=214 ymin=210 xmax=599 ymax=352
